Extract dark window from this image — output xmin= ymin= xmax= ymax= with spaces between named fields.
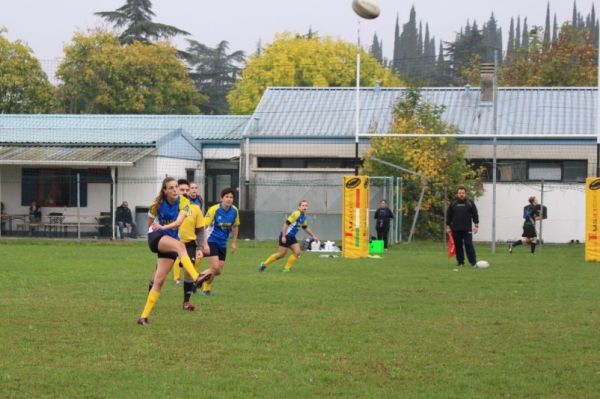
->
xmin=562 ymin=161 xmax=587 ymax=182
xmin=470 ymin=159 xmax=587 ymax=182
xmin=257 ymin=158 xmax=356 ymax=169
xmin=186 ymin=168 xmax=195 ymax=183
xmin=21 ymin=168 xmax=101 ymax=207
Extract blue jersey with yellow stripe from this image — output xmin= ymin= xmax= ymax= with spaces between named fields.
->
xmin=204 ymin=204 xmax=240 ymax=248
xmin=148 ymin=196 xmax=190 ymax=239
xmin=284 ymin=210 xmax=308 ymax=237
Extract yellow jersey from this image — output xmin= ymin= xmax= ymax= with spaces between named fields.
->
xmin=178 ymin=202 xmax=204 ymax=243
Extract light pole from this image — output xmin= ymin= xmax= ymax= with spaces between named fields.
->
xmin=354 ymin=19 xmax=361 ymax=176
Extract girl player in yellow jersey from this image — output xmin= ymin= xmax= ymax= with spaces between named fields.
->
xmin=259 ymin=200 xmax=318 ymax=272
xmin=137 ymin=177 xmax=210 ymax=326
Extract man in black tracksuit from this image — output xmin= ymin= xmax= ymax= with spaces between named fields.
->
xmin=446 ymin=187 xmax=479 ymax=267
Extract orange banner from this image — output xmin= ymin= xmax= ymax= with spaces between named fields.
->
xmin=342 ymin=176 xmax=369 ymax=258
xmin=586 ymin=177 xmax=600 ymax=261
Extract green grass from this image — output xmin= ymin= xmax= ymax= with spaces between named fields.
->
xmin=1 ymin=239 xmax=599 ymax=398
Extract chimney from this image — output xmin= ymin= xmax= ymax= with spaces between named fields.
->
xmin=479 ymin=63 xmax=495 ymax=103
xmin=374 ymin=80 xmax=381 ymax=93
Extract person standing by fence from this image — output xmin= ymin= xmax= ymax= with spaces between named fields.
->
xmin=374 ymin=199 xmax=394 ymax=250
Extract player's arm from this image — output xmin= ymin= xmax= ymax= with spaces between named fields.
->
xmin=230 ymin=225 xmax=239 ymax=253
xmin=281 ymin=220 xmax=289 ymax=243
xmin=304 ymin=226 xmax=318 ymax=242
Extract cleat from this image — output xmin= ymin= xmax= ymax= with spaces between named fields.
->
xmin=508 ymin=244 xmax=513 ymax=254
xmin=182 ymin=301 xmax=196 ymax=311
xmin=202 ymin=290 xmax=212 ymax=297
xmin=282 ymin=269 xmax=290 ymax=273
xmin=175 ymin=279 xmax=181 ymax=285
xmin=137 ymin=317 xmax=149 ymax=326
xmin=195 ymin=272 xmax=212 ymax=288
xmin=258 ymin=262 xmax=266 ymax=272
xmin=456 ymin=264 xmax=463 ymax=268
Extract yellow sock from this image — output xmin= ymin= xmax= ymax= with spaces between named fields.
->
xmin=172 ymin=259 xmax=181 ymax=281
xmin=284 ymin=254 xmax=298 ymax=270
xmin=263 ymin=253 xmax=279 ymax=266
xmin=141 ymin=289 xmax=160 ymax=318
xmin=180 ymin=256 xmax=199 ymax=280
xmin=203 ymin=281 xmax=212 ymax=292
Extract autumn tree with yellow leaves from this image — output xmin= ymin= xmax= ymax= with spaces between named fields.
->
xmin=227 ymin=33 xmax=401 ymax=114
xmin=363 ymin=87 xmax=482 ymax=239
xmin=57 ymin=31 xmax=205 ymax=114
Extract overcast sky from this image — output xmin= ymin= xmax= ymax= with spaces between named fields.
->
xmin=1 ymin=0 xmax=593 ymax=62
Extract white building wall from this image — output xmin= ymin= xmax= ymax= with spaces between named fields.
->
xmin=476 ymin=182 xmax=584 ymax=244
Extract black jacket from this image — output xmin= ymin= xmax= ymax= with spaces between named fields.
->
xmin=116 ymin=206 xmax=133 ymax=224
xmin=446 ymin=199 xmax=479 ymax=232
xmin=374 ymin=208 xmax=394 ymax=230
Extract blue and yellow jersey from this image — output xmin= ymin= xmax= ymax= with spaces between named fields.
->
xmin=204 ymin=204 xmax=240 ymax=248
xmin=284 ymin=210 xmax=308 ymax=237
xmin=178 ymin=202 xmax=204 ymax=243
xmin=189 ymin=196 xmax=203 ymax=212
xmin=148 ymin=195 xmax=191 ymax=239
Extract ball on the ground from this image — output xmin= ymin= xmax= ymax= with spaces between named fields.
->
xmin=475 ymin=260 xmax=490 ymax=269
xmin=352 ymin=0 xmax=380 ymax=19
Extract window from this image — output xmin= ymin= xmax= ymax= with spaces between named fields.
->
xmin=257 ymin=158 xmax=356 ymax=169
xmin=470 ymin=159 xmax=587 ymax=182
xmin=528 ymin=161 xmax=561 ymax=181
xmin=21 ymin=168 xmax=110 ymax=207
xmin=563 ymin=161 xmax=587 ymax=182
xmin=186 ymin=168 xmax=196 ymax=183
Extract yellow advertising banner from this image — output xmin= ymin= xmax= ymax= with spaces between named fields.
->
xmin=342 ymin=176 xmax=369 ymax=258
xmin=585 ymin=177 xmax=600 ymax=261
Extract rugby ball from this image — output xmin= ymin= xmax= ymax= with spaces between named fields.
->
xmin=475 ymin=260 xmax=490 ymax=269
xmin=352 ymin=0 xmax=381 ymax=19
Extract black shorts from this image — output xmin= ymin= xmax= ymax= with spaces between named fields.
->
xmin=278 ymin=233 xmax=298 ymax=248
xmin=147 ymin=230 xmax=178 ymax=260
xmin=207 ymin=242 xmax=227 ymax=261
xmin=522 ymin=223 xmax=537 ymax=238
xmin=178 ymin=241 xmax=197 ymax=266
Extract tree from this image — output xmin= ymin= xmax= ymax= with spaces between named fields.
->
xmin=363 ymin=87 xmax=482 ymax=239
xmin=185 ymin=40 xmax=245 ymax=115
xmin=57 ymin=31 xmax=205 ymax=114
xmin=95 ymin=0 xmax=189 ymax=45
xmin=227 ymin=33 xmax=401 ymax=114
xmin=500 ymin=24 xmax=597 ymax=86
xmin=0 ymin=31 xmax=55 ymax=113
xmin=370 ymin=33 xmax=383 ymax=65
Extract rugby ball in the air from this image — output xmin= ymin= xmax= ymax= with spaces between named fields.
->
xmin=352 ymin=0 xmax=381 ymax=19
xmin=475 ymin=260 xmax=490 ymax=269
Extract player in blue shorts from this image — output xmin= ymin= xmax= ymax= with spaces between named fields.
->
xmin=200 ymin=187 xmax=240 ymax=296
xmin=137 ymin=177 xmax=211 ymax=326
xmin=259 ymin=200 xmax=319 ymax=272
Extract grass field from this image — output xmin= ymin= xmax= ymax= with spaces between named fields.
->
xmin=1 ymin=239 xmax=599 ymax=398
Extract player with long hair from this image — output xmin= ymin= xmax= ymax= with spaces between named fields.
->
xmin=137 ymin=177 xmax=210 ymax=326
xmin=259 ymin=200 xmax=319 ymax=273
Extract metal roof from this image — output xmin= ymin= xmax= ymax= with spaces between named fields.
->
xmin=245 ymin=87 xmax=597 ymax=138
xmin=0 ymin=146 xmax=155 ymax=166
xmin=0 ymin=114 xmax=250 ymax=145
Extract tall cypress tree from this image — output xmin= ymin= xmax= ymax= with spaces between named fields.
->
xmin=392 ymin=14 xmax=401 ymax=72
xmin=515 ymin=16 xmax=521 ymax=50
xmin=507 ymin=17 xmax=515 ymax=61
xmin=370 ymin=33 xmax=383 ymax=64
xmin=522 ymin=17 xmax=529 ymax=56
xmin=543 ymin=3 xmax=551 ymax=50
